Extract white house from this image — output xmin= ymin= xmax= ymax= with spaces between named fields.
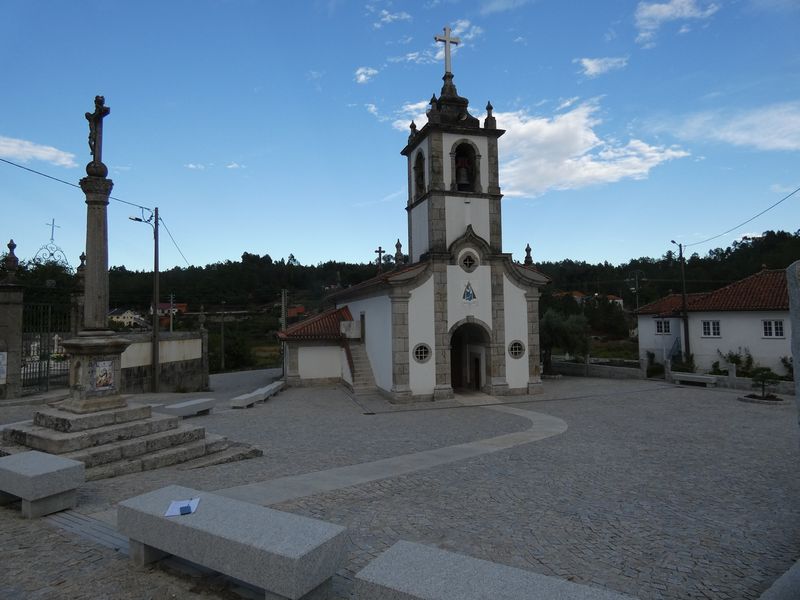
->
xmin=637 ymin=269 xmax=791 ymax=373
xmin=279 ymin=40 xmax=549 ymax=401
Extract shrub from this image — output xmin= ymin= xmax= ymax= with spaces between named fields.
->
xmin=718 ymin=347 xmax=754 ymax=377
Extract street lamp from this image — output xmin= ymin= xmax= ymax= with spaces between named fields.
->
xmin=671 ymin=240 xmax=691 ymax=362
xmin=130 ymin=207 xmax=160 ymax=392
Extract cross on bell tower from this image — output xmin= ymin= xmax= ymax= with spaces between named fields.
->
xmin=434 ymin=26 xmax=460 ymax=75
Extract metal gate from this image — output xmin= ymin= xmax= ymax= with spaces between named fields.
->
xmin=22 ymin=303 xmax=71 ymax=395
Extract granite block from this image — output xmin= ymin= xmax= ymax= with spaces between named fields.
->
xmin=353 ymin=541 xmax=637 ymax=600
xmin=118 ymin=485 xmax=347 ymax=600
xmin=0 ymin=450 xmax=85 ymax=501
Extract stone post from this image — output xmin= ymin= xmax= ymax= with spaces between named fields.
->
xmin=0 ymin=240 xmax=24 ymax=400
xmin=786 ymin=261 xmax=800 ymax=423
xmin=60 ymin=96 xmax=130 ymax=414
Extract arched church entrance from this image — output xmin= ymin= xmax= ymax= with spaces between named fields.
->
xmin=449 ymin=322 xmax=490 ymax=391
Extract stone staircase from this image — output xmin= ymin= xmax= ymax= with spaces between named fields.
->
xmin=1 ymin=403 xmax=261 ymax=481
xmin=348 ymin=341 xmax=378 ymax=395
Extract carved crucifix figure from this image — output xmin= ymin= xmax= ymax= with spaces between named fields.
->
xmin=434 ymin=26 xmax=461 ymax=74
xmin=85 ymin=95 xmax=110 ymax=176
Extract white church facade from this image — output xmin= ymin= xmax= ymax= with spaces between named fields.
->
xmin=279 ymin=29 xmax=549 ymax=401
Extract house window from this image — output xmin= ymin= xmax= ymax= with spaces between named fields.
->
xmin=413 ymin=343 xmax=431 ymax=363
xmin=763 ymin=319 xmax=785 ymax=338
xmin=508 ymin=340 xmax=525 ymax=359
xmin=655 ymin=320 xmax=670 ymax=334
xmin=702 ymin=320 xmax=720 ymax=337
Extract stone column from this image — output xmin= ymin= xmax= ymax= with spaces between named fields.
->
xmin=390 ymin=292 xmax=411 ymax=400
xmin=80 ymin=176 xmax=113 ymax=332
xmin=0 ymin=240 xmax=23 ymax=400
xmin=489 ymin=262 xmax=508 ymax=396
xmin=432 ymin=258 xmax=453 ymax=400
xmin=786 ymin=261 xmax=800 ymax=423
xmin=60 ymin=97 xmax=130 ymax=414
xmin=525 ymin=288 xmax=543 ymax=394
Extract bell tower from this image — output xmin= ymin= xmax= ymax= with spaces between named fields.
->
xmin=401 ymin=27 xmax=505 ymax=263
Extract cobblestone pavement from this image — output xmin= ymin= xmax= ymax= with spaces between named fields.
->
xmin=1 ymin=377 xmax=799 ymax=599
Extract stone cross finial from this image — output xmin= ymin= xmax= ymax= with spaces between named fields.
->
xmin=394 ymin=239 xmax=404 ymax=268
xmin=4 ymin=239 xmax=19 ymax=280
xmin=435 ymin=26 xmax=461 ymax=74
xmin=408 ymin=120 xmax=417 ymax=143
xmin=524 ymin=243 xmax=533 ymax=265
xmin=85 ymin=95 xmax=110 ymax=177
xmin=484 ymin=101 xmax=496 ymax=129
xmin=375 ymin=246 xmax=385 ymax=273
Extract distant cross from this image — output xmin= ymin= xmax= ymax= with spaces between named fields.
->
xmin=85 ymin=95 xmax=110 ymax=164
xmin=434 ymin=26 xmax=461 ymax=74
xmin=45 ymin=218 xmax=61 ymax=242
xmin=375 ymin=246 xmax=385 ymax=272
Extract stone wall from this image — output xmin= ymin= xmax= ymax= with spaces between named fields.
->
xmin=119 ymin=331 xmax=208 ymax=393
xmin=551 ymin=360 xmax=645 ymax=380
xmin=0 ymin=283 xmax=23 ymax=400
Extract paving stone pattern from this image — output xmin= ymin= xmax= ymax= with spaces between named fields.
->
xmin=1 ymin=377 xmax=799 ymax=599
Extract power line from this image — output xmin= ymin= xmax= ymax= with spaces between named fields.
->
xmin=1 ymin=157 xmax=152 ymax=211
xmin=159 ymin=217 xmax=191 ymax=267
xmin=685 ymin=185 xmax=800 ymax=248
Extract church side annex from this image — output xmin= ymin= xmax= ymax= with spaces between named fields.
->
xmin=279 ymin=27 xmax=549 ymax=402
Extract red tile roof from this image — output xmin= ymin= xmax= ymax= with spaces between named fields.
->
xmin=637 ymin=269 xmax=788 ymax=315
xmin=277 ymin=306 xmax=353 ymax=341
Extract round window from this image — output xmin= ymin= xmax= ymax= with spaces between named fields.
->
xmin=413 ymin=343 xmax=432 ymax=363
xmin=508 ymin=340 xmax=525 ymax=359
xmin=460 ymin=252 xmax=478 ymax=273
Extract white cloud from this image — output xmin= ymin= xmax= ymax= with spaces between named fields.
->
xmin=226 ymin=162 xmax=245 ymax=169
xmin=671 ymin=102 xmax=800 ymax=151
xmin=513 ymin=36 xmax=527 ymax=44
xmin=556 ymin=96 xmax=580 ymax=111
xmin=771 ymin=183 xmax=798 ymax=195
xmin=635 ymin=0 xmax=719 ymax=46
xmin=365 ymin=103 xmax=380 ymax=117
xmin=353 ymin=188 xmax=405 ymax=207
xmin=355 ymin=66 xmax=379 ymax=83
xmin=392 ymin=100 xmax=430 ymax=131
xmin=574 ymin=56 xmax=628 ymax=78
xmin=496 ymin=102 xmax=689 ymax=197
xmin=373 ymin=9 xmax=411 ymax=28
xmin=0 ymin=136 xmax=77 ymax=167
xmin=184 ymin=163 xmax=205 ymax=170
xmin=480 ymin=0 xmax=531 ymax=14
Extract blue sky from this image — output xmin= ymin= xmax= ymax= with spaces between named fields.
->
xmin=2 ymin=0 xmax=798 ymax=272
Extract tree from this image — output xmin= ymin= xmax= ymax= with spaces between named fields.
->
xmin=751 ymin=367 xmax=780 ymax=399
xmin=539 ymin=310 xmax=589 ymax=373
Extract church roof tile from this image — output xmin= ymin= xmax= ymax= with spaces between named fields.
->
xmin=277 ymin=306 xmax=353 ymax=341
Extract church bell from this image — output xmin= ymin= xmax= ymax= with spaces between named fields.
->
xmin=456 ymin=164 xmax=470 ymax=189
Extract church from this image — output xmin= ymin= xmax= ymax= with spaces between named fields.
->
xmin=279 ymin=28 xmax=549 ymax=401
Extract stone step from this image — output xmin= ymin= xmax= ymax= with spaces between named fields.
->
xmin=61 ymin=424 xmax=207 ymax=467
xmin=33 ymin=403 xmax=151 ymax=433
xmin=177 ymin=443 xmax=264 ymax=471
xmin=85 ymin=434 xmax=230 ymax=481
xmin=2 ymin=414 xmax=179 ymax=455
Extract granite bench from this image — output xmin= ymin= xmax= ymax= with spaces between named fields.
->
xmin=156 ymin=398 xmax=215 ymax=418
xmin=231 ymin=381 xmax=284 ymax=409
xmin=118 ymin=485 xmax=347 ymax=600
xmin=0 ymin=451 xmax=85 ymax=518
xmin=672 ymin=373 xmax=717 ymax=387
xmin=354 ymin=541 xmax=638 ymax=600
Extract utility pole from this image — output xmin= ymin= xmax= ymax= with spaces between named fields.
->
xmin=671 ymin=240 xmax=691 ymax=362
xmin=153 ymin=207 xmax=160 ymax=392
xmin=220 ymin=300 xmax=226 ymax=372
xmin=169 ymin=292 xmax=175 ymax=332
xmin=627 ymin=269 xmax=647 ymax=311
xmin=281 ymin=289 xmax=287 ymax=378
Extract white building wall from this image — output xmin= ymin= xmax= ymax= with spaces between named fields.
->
xmin=408 ymin=275 xmax=436 ymax=395
xmin=503 ymin=274 xmax=529 ymax=390
xmin=340 ymin=348 xmax=353 ymax=385
xmin=637 ymin=316 xmax=682 ymax=363
xmin=442 ymin=133 xmax=489 ymax=189
xmin=298 ymin=346 xmax=341 ymax=379
xmin=447 ymin=264 xmax=492 ymax=330
xmin=410 ymin=200 xmax=429 ymax=262
xmin=445 ymin=196 xmax=490 ymax=248
xmin=121 ymin=338 xmax=202 ymax=369
xmin=343 ymin=295 xmax=393 ymax=392
xmin=688 ymin=311 xmax=791 ymax=372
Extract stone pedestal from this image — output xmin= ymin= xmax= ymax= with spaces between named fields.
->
xmin=0 ymin=283 xmax=23 ymax=401
xmin=60 ymin=332 xmax=131 ymax=414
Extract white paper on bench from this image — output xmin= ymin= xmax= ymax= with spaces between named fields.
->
xmin=165 ymin=497 xmax=200 ymax=517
